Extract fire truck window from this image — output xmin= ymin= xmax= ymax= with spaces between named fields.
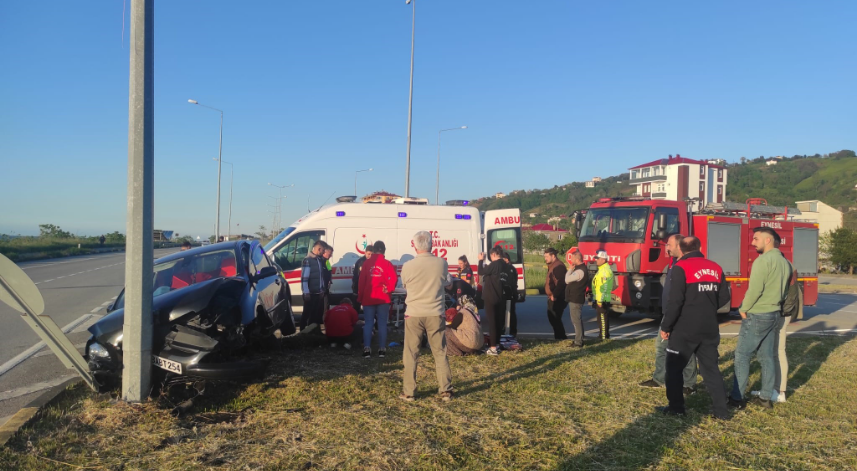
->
xmin=579 ymin=208 xmax=649 ymax=242
xmin=272 ymin=231 xmax=325 ymax=271
xmin=651 ymin=208 xmax=680 ymax=238
xmin=488 ymin=228 xmax=522 ymax=264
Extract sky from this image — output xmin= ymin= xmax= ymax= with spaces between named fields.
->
xmin=1 ymin=1 xmax=855 ymax=238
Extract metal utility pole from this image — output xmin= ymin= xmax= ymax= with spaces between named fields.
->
xmin=189 ymin=100 xmax=224 ymax=240
xmin=214 ymin=158 xmax=233 ymax=239
xmin=268 ymin=183 xmax=293 ymax=235
xmin=123 ymin=0 xmax=154 ymax=403
xmin=404 ymin=0 xmax=416 ymax=197
xmin=435 ymin=126 xmax=467 ymax=204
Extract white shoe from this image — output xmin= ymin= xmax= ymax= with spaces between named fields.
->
xmin=775 ymin=392 xmax=787 ymax=403
xmin=330 ymin=342 xmax=337 ymax=348
xmin=750 ymin=390 xmax=761 ymax=397
xmin=343 ymin=343 xmax=352 ymax=350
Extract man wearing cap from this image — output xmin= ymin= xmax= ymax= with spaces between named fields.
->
xmin=592 ymin=250 xmax=614 ymax=340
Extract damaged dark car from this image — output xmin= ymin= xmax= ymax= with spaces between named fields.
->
xmin=86 ymin=240 xmax=295 ymax=390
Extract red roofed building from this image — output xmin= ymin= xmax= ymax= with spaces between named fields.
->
xmin=362 ymin=191 xmax=402 ymax=204
xmin=628 ymin=154 xmax=727 ymax=209
xmin=524 ymin=223 xmax=569 ymax=243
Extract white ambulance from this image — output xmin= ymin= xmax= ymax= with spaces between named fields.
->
xmin=263 ymin=200 xmax=524 ymax=312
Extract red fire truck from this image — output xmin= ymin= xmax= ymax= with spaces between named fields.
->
xmin=569 ymin=197 xmax=819 ymax=316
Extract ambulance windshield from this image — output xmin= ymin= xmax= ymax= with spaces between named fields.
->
xmin=578 ymin=207 xmax=649 ymax=243
xmin=264 ymin=226 xmax=297 ymax=252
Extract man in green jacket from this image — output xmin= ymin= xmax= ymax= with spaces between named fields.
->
xmin=592 ymin=250 xmax=614 ymax=340
xmin=728 ymin=227 xmax=792 ymax=409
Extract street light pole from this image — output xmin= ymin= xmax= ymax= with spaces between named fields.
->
xmin=404 ymin=0 xmax=416 ymax=197
xmin=214 ymin=158 xmax=233 ymax=240
xmin=268 ymin=183 xmax=293 ymax=236
xmin=355 ymin=168 xmax=373 ymax=196
xmin=436 ymin=126 xmax=467 ymax=205
xmin=189 ymin=99 xmax=224 ymax=241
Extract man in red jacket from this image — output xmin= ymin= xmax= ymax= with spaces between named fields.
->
xmin=324 ymin=298 xmax=360 ymax=349
xmin=357 ymin=241 xmax=398 ymax=359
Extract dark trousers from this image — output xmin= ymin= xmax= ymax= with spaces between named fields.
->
xmin=299 ymin=293 xmax=325 ymax=330
xmin=595 ymin=302 xmax=611 ymax=339
xmin=485 ymin=300 xmax=504 ymax=347
xmin=326 ymin=328 xmax=362 ymax=347
xmin=546 ymin=297 xmax=568 ymax=340
xmin=665 ymin=334 xmax=729 ymax=418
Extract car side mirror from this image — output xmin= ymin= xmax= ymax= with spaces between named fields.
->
xmin=253 ymin=266 xmax=278 ymax=282
xmin=656 ymin=229 xmax=668 ymax=240
xmin=106 ymin=301 xmax=115 ymax=313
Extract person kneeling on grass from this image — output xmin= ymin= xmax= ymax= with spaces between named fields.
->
xmin=445 ymin=295 xmax=484 ymax=356
xmin=324 ymin=298 xmax=361 ymax=349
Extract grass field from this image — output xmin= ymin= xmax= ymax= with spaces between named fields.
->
xmin=0 ymin=238 xmax=125 ymax=262
xmin=2 ymin=334 xmax=855 ymax=470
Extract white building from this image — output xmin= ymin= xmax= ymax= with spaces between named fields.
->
xmin=629 ymin=154 xmax=727 ymax=209
xmin=495 ymin=192 xmax=506 ymax=199
xmin=592 ymin=176 xmax=602 ymax=182
xmin=766 ymin=159 xmax=778 ymax=166
xmin=795 ymin=200 xmax=843 ymax=236
xmin=585 ymin=181 xmax=595 ymax=188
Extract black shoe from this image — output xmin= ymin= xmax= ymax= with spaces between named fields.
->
xmin=363 ymin=348 xmax=371 ymax=359
xmin=378 ymin=349 xmax=386 ymax=358
xmin=709 ymin=412 xmax=730 ymax=421
xmin=571 ymin=343 xmax=584 ymax=349
xmin=639 ymin=379 xmax=662 ymax=388
xmin=683 ymin=387 xmax=696 ymax=396
xmin=749 ymin=397 xmax=773 ymax=409
xmin=727 ymin=397 xmax=747 ymax=410
xmin=658 ymin=406 xmax=686 ymax=417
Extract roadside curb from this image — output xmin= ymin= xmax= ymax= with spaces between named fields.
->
xmin=0 ymin=377 xmax=81 ymax=447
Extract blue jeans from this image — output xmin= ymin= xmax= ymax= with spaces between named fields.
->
xmin=363 ymin=303 xmax=390 ymax=350
xmin=731 ymin=312 xmax=779 ymax=401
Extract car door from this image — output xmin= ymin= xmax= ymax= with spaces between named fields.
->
xmin=268 ymin=230 xmax=325 ymax=309
xmin=247 ymin=241 xmax=284 ymax=328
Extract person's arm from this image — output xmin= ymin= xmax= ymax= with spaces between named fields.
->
xmin=357 ymin=259 xmax=370 ymax=303
xmin=739 ymin=256 xmax=768 ymax=316
xmin=718 ymin=269 xmax=731 ymax=313
xmin=478 ymin=259 xmax=486 ymax=275
xmin=442 ymin=260 xmax=452 ymax=288
xmin=661 ymin=265 xmax=687 ymax=334
xmin=349 ymin=306 xmax=358 ymax=326
xmin=400 ymin=263 xmax=410 ymax=290
xmin=384 ymin=260 xmax=398 ymax=294
xmin=300 ymin=258 xmax=311 ymax=296
xmin=449 ymin=312 xmax=464 ymax=329
xmin=565 ymin=268 xmax=583 ymax=284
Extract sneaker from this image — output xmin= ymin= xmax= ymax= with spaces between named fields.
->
xmin=749 ymin=397 xmax=773 ymax=409
xmin=774 ymin=392 xmax=787 ymax=403
xmin=571 ymin=343 xmax=584 ymax=349
xmin=343 ymin=343 xmax=352 ymax=350
xmin=330 ymin=342 xmax=337 ymax=348
xmin=727 ymin=397 xmax=747 ymax=410
xmin=750 ymin=390 xmax=762 ymax=397
xmin=639 ymin=379 xmax=662 ymax=388
xmin=398 ymin=393 xmax=415 ymax=402
xmin=378 ymin=350 xmax=386 ymax=358
xmin=657 ymin=406 xmax=686 ymax=417
xmin=363 ymin=348 xmax=371 ymax=359
xmin=683 ymin=387 xmax=696 ymax=396
xmin=486 ymin=347 xmax=500 ymax=356
xmin=439 ymin=391 xmax=454 ymax=402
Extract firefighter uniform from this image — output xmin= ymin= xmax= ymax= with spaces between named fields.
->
xmin=592 ymin=255 xmax=614 ymax=340
xmin=661 ymin=251 xmax=731 ymax=418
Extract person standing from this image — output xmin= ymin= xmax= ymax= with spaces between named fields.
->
xmin=658 ymin=236 xmax=731 ymax=419
xmin=592 ymin=250 xmax=614 ymax=340
xmin=300 ymin=240 xmax=327 ymax=330
xmin=357 ymin=241 xmax=397 ymax=359
xmin=457 ymin=255 xmax=474 ymax=287
xmin=729 ymin=227 xmax=792 ymax=409
xmin=351 ymin=245 xmax=375 ymax=312
xmin=639 ymin=234 xmax=698 ymax=393
xmin=99 ymin=235 xmax=106 ymax=246
xmin=544 ymin=248 xmax=568 ymax=340
xmin=399 ymin=231 xmax=453 ymax=401
xmin=321 ymin=243 xmax=334 ymax=313
xmin=501 ymin=252 xmax=519 ymax=337
xmin=563 ymin=250 xmax=589 ymax=348
xmin=478 ymin=246 xmax=507 ymax=356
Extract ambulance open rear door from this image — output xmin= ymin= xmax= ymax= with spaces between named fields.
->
xmin=483 ymin=209 xmax=525 ymax=301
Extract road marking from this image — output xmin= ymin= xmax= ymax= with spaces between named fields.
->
xmin=91 ymin=307 xmax=104 ymax=313
xmin=32 ymin=342 xmax=87 ymax=359
xmin=0 ymin=314 xmax=96 ymax=378
xmin=20 ymin=258 xmax=97 ymax=270
xmin=0 ymin=375 xmax=77 ymax=402
xmin=101 ymin=301 xmax=113 ymax=306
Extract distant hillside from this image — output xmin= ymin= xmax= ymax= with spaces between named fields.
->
xmin=472 ymin=150 xmax=857 ymax=226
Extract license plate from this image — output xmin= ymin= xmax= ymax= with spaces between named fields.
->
xmin=152 ymin=355 xmax=182 ymax=374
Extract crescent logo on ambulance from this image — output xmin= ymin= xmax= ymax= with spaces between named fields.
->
xmin=355 ymin=235 xmax=372 ymax=255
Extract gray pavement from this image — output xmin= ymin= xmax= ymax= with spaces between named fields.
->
xmin=819 ymin=275 xmax=857 ymax=286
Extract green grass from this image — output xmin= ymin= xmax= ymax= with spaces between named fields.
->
xmin=0 ymin=238 xmax=125 ymax=262
xmin=2 ymin=335 xmax=856 ymax=470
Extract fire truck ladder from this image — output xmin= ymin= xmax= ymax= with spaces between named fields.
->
xmin=703 ymin=198 xmax=802 ymax=219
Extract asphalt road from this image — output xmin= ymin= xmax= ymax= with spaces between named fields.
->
xmin=819 ymin=275 xmax=857 ymax=286
xmin=0 ymin=249 xmax=178 ymax=425
xmin=1 ymin=254 xmax=855 ymax=427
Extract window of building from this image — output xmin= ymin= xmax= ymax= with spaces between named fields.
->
xmin=717 ymin=169 xmax=723 ymax=182
xmin=700 ymin=166 xmax=705 ymax=177
xmin=642 ymin=168 xmax=650 ymax=178
xmin=631 ymin=170 xmax=638 ymax=180
xmin=809 ymin=202 xmax=818 ymax=212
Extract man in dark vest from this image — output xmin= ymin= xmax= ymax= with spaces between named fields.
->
xmin=563 ymin=250 xmax=589 ymax=348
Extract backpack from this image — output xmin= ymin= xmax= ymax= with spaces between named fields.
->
xmin=781 ymin=269 xmax=801 ymax=319
xmin=500 ymin=263 xmax=517 ymax=300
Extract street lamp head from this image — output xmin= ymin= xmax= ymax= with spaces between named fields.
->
xmin=369 ymin=168 xmax=374 ymax=171
xmin=188 ymin=99 xmax=198 ymax=104
xmin=406 ymin=0 xmax=411 ymax=4
xmin=461 ymin=126 xmax=468 ymax=129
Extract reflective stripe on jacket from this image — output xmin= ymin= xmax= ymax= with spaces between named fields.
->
xmin=592 ymin=263 xmax=614 ymax=304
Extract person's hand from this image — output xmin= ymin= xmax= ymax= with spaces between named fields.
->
xmin=549 ymin=295 xmax=554 ymax=301
xmin=302 ymin=293 xmax=311 ymax=302
xmin=478 ymin=252 xmax=485 ymax=261
xmin=660 ymin=330 xmax=670 ymax=340
xmin=740 ymin=312 xmax=747 ymax=319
